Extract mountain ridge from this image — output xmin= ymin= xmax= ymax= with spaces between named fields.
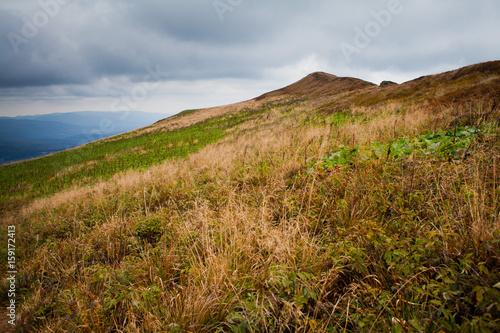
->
xmin=148 ymin=60 xmax=500 ymax=133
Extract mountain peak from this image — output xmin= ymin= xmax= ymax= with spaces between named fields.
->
xmin=255 ymin=71 xmax=375 ymax=101
xmin=304 ymin=71 xmax=339 ymax=81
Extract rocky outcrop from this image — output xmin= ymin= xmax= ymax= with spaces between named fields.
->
xmin=380 ymin=80 xmax=398 ymax=87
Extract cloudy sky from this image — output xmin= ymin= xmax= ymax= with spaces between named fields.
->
xmin=0 ymin=0 xmax=499 ymax=117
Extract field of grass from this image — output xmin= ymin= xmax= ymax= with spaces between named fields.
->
xmin=0 ymin=99 xmax=299 ymax=215
xmin=1 ymin=94 xmax=498 ymax=332
xmin=1 ymin=62 xmax=500 ymax=332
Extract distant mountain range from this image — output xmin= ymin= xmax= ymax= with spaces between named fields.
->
xmin=0 ymin=111 xmax=170 ymax=165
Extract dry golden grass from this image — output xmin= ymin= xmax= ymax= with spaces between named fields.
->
xmin=2 ymin=62 xmax=500 ymax=332
xmin=11 ymin=102 xmax=500 ymax=326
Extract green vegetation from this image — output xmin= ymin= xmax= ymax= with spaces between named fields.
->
xmin=316 ymin=125 xmax=480 ymax=170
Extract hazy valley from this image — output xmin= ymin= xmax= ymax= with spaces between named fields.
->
xmin=0 ymin=111 xmax=170 ymax=165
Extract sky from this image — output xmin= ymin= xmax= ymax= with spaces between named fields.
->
xmin=0 ymin=0 xmax=499 ymax=117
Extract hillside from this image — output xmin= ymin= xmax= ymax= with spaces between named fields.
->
xmin=0 ymin=111 xmax=170 ymax=165
xmin=1 ymin=61 xmax=500 ymax=332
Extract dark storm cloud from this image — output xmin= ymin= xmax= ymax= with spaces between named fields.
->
xmin=0 ymin=1 xmax=341 ymax=88
xmin=0 ymin=0 xmax=499 ymax=115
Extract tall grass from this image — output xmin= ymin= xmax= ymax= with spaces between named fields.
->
xmin=1 ymin=99 xmax=499 ymax=332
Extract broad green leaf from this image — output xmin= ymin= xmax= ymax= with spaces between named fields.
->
xmin=410 ymin=319 xmax=425 ymax=331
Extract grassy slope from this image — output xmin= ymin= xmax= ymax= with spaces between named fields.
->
xmin=0 ymin=100 xmax=287 ymax=214
xmin=1 ymin=62 xmax=500 ymax=332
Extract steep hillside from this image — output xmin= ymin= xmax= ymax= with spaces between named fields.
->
xmin=1 ymin=61 xmax=500 ymax=332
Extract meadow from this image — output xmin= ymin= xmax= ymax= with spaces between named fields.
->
xmin=0 ymin=100 xmax=287 ymax=214
xmin=1 ymin=63 xmax=499 ymax=332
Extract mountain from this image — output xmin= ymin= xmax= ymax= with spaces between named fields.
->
xmin=0 ymin=111 xmax=170 ymax=165
xmin=255 ymin=71 xmax=376 ymax=100
xmin=1 ymin=61 xmax=499 ymax=332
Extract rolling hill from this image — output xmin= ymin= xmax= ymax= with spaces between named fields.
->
xmin=1 ymin=61 xmax=499 ymax=332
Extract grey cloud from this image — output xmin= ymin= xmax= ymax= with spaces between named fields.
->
xmin=0 ymin=0 xmax=499 ymax=115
